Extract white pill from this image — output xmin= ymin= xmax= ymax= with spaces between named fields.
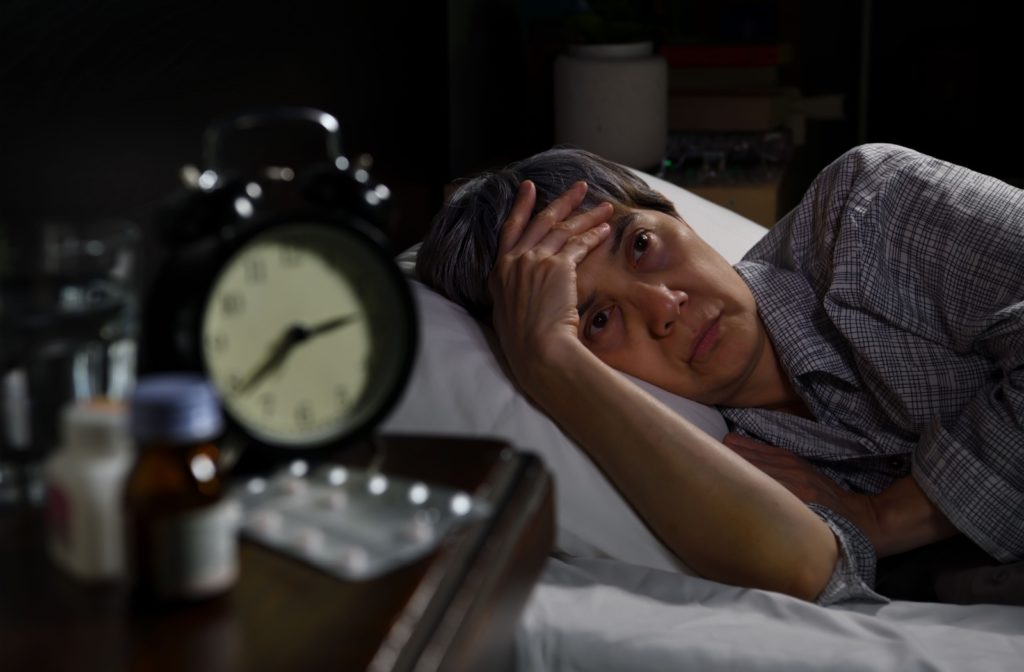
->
xmin=250 ymin=509 xmax=283 ymax=535
xmin=277 ymin=477 xmax=307 ymax=496
xmin=317 ymin=490 xmax=349 ymax=510
xmin=293 ymin=526 xmax=325 ymax=554
xmin=397 ymin=518 xmax=434 ymax=544
xmin=337 ymin=545 xmax=370 ymax=574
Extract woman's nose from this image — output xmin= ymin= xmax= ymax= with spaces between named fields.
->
xmin=632 ymin=283 xmax=687 ymax=337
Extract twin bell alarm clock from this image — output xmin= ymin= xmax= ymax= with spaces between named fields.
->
xmin=139 ymin=108 xmax=417 ymax=462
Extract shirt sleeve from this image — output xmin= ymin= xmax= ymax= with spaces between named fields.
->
xmin=913 ymin=367 xmax=1024 ymax=563
xmin=806 ymin=503 xmax=889 ymax=605
xmin=863 ymin=147 xmax=1024 ymax=565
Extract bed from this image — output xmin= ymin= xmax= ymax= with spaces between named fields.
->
xmin=380 ymin=170 xmax=1024 ymax=671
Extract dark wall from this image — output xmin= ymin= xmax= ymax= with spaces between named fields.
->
xmin=0 ymin=1 xmax=456 ymax=249
xmin=517 ymin=0 xmax=1024 ymax=202
xmin=2 ymin=0 xmax=1021 ymax=252
xmin=866 ymin=1 xmax=1024 ymax=182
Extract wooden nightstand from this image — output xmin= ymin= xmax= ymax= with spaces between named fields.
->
xmin=0 ymin=436 xmax=554 ymax=671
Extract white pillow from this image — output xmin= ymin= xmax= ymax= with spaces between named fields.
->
xmin=381 ymin=170 xmax=767 ymax=573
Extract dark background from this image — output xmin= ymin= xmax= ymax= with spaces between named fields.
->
xmin=1 ymin=0 xmax=1022 ymax=254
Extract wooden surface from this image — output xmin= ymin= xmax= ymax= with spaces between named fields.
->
xmin=0 ymin=436 xmax=554 ymax=671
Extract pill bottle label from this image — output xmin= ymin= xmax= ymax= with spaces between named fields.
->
xmin=150 ymin=498 xmax=241 ymax=600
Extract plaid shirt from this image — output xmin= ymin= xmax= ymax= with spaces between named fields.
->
xmin=721 ymin=144 xmax=1024 ymax=605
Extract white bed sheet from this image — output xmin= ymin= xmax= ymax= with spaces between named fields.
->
xmin=518 ymin=556 xmax=1024 ymax=672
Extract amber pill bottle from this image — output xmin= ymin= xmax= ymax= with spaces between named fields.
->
xmin=124 ymin=374 xmax=239 ymax=604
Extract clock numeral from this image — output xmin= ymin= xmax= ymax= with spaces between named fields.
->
xmin=295 ymin=402 xmax=313 ymax=427
xmin=227 ymin=373 xmax=243 ymax=393
xmin=280 ymin=245 xmax=303 ymax=267
xmin=222 ymin=293 xmax=245 ymax=317
xmin=260 ymin=393 xmax=275 ymax=415
xmin=245 ymin=258 xmax=267 ymax=283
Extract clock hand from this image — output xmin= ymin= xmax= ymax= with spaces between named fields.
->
xmin=236 ymin=315 xmax=356 ymax=395
xmin=304 ymin=314 xmax=358 ymax=337
xmin=237 ymin=325 xmax=306 ymax=394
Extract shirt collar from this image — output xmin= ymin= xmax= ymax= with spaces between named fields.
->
xmin=734 ymin=260 xmax=860 ymax=387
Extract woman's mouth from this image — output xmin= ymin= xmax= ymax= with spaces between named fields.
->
xmin=689 ymin=315 xmax=721 ymax=363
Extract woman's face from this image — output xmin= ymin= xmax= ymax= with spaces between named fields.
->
xmin=574 ymin=208 xmax=768 ymax=406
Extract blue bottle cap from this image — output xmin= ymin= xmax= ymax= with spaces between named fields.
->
xmin=130 ymin=373 xmax=224 ymax=445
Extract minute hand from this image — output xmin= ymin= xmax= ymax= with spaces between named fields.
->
xmin=304 ymin=314 xmax=359 ymax=338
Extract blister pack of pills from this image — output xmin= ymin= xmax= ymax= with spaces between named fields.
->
xmin=234 ymin=460 xmax=491 ymax=581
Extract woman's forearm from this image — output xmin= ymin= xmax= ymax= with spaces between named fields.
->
xmin=526 ymin=340 xmax=838 ymax=600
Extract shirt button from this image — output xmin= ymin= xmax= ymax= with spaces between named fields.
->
xmin=887 ymin=456 xmax=907 ymax=469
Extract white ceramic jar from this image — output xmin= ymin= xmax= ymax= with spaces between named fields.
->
xmin=554 ymin=41 xmax=668 ymax=170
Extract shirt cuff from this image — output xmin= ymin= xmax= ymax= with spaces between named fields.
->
xmin=807 ymin=503 xmax=890 ymax=605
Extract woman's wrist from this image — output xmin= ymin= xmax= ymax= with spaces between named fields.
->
xmin=871 ymin=475 xmax=959 ymax=557
xmin=518 ymin=335 xmax=599 ymax=406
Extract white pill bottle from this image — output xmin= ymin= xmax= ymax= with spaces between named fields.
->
xmin=44 ymin=400 xmax=132 ymax=581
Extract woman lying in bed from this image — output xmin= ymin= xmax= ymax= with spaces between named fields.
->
xmin=416 ymin=144 xmax=1024 ymax=605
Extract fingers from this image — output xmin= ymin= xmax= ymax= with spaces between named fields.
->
xmin=723 ymin=432 xmax=770 ymax=451
xmin=503 ymin=180 xmax=606 ymax=256
xmin=560 ymin=221 xmax=612 ymax=265
xmin=513 ymin=180 xmax=589 ymax=253
xmin=495 ymin=179 xmax=613 ymax=276
xmin=533 ymin=201 xmax=613 ymax=255
xmin=723 ymin=433 xmax=809 ymax=470
xmin=498 ymin=180 xmax=537 ymax=253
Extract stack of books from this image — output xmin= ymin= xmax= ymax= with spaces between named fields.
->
xmin=662 ymin=43 xmax=797 ymax=133
xmin=657 ymin=43 xmax=842 ymax=227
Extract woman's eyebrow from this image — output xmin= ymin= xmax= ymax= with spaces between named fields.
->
xmin=578 ymin=290 xmax=597 ymax=320
xmin=609 ymin=212 xmax=640 ymax=257
xmin=578 ymin=212 xmax=640 ymax=318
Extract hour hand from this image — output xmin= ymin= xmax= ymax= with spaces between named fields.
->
xmin=238 ymin=326 xmax=304 ymax=394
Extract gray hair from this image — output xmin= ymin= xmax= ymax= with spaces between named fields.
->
xmin=417 ymin=147 xmax=678 ymax=319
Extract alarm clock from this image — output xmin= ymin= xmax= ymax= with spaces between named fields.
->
xmin=139 ymin=108 xmax=417 ymax=458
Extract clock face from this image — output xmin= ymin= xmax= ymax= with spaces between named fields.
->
xmin=200 ymin=222 xmax=414 ymax=448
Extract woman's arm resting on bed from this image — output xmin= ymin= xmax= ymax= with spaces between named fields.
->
xmin=532 ymin=344 xmax=839 ymax=600
xmin=488 ymin=180 xmax=838 ymax=601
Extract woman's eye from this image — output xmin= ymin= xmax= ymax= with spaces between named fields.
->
xmin=631 ymin=230 xmax=651 ymax=263
xmin=586 ymin=308 xmax=611 ymax=339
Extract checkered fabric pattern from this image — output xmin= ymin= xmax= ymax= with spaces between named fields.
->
xmin=721 ymin=144 xmax=1024 ymax=605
